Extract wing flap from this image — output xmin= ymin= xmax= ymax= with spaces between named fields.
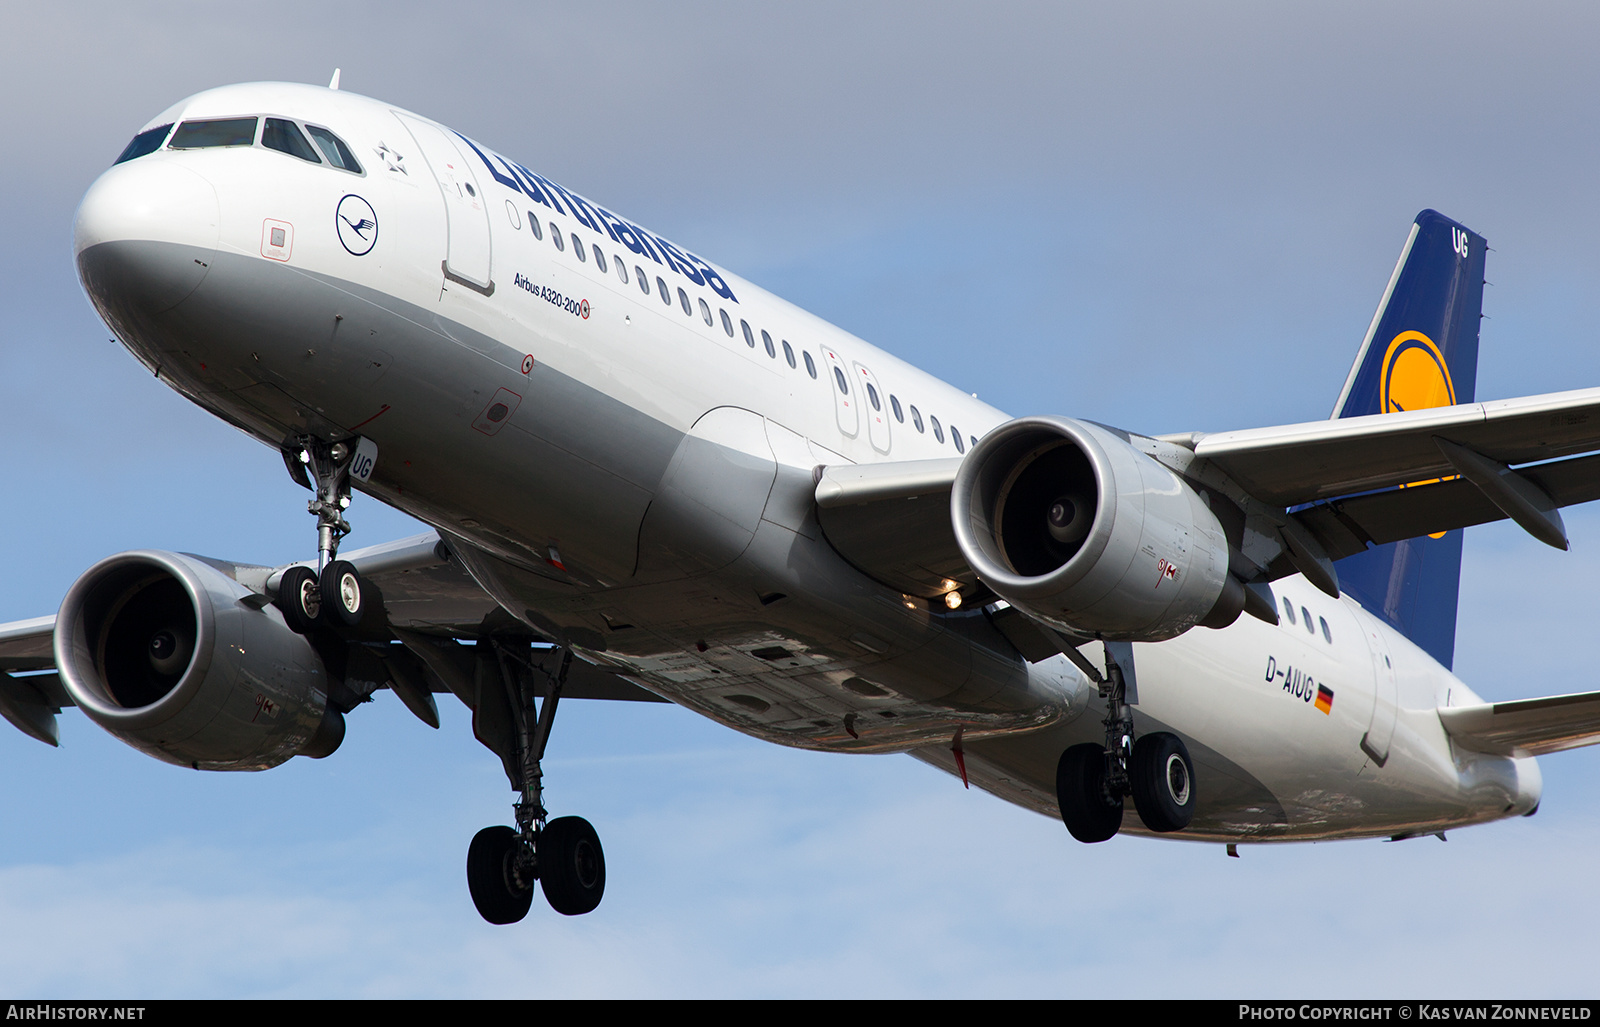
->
xmin=1438 ymin=690 xmax=1600 ymax=757
xmin=1296 ymin=452 xmax=1600 ymax=561
xmin=1194 ymin=387 xmax=1600 ymax=506
xmin=0 ymin=672 xmax=64 ymax=746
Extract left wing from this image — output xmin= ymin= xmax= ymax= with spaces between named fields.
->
xmin=813 ymin=458 xmax=967 ymax=599
xmin=1187 ymin=386 xmax=1600 ymax=505
xmin=1186 ymin=388 xmax=1600 ymax=556
xmin=813 ymin=387 xmax=1600 ymax=605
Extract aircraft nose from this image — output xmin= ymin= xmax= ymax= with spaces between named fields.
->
xmin=74 ymin=159 xmax=220 ymax=322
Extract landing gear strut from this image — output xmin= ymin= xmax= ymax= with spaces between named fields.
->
xmin=466 ymin=646 xmax=606 ymax=923
xmin=273 ymin=436 xmax=366 ymax=632
xmin=1055 ymin=646 xmax=1196 ymax=841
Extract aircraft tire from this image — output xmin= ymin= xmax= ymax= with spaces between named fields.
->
xmin=467 ymin=825 xmax=535 ymax=925
xmin=1055 ymin=743 xmax=1123 ymax=843
xmin=1130 ymin=731 xmax=1196 ymax=833
xmin=539 ymin=816 xmax=606 ymax=916
xmin=320 ymin=560 xmax=364 ymax=627
xmin=275 ymin=566 xmax=321 ymax=634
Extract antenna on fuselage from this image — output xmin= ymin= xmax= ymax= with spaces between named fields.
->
xmin=328 ymin=68 xmax=341 ymax=90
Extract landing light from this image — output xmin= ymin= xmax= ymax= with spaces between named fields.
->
xmin=944 ymin=591 xmax=963 ymax=610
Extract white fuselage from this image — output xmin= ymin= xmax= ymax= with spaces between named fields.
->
xmin=72 ymin=82 xmax=1541 ymax=845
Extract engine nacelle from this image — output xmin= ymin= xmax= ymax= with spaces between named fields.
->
xmin=54 ymin=550 xmax=344 ymax=770
xmin=952 ymin=417 xmax=1238 ymax=642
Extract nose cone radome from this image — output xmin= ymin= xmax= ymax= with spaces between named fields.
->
xmin=75 ymin=159 xmax=221 ymax=323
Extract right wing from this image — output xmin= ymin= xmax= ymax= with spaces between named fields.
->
xmin=0 ymin=531 xmax=666 ymax=749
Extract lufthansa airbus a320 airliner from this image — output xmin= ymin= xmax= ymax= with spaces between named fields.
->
xmin=4 ymin=78 xmax=1599 ymax=924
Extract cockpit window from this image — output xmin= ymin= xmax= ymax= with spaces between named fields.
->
xmin=114 ymin=124 xmax=173 ymax=165
xmin=169 ymin=118 xmax=258 ymax=149
xmin=305 ymin=125 xmax=363 ymax=173
xmin=263 ymin=118 xmax=321 ymax=163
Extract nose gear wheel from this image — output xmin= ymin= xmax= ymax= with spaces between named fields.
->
xmin=277 ymin=436 xmax=367 ymax=630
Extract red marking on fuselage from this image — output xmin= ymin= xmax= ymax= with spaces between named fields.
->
xmin=348 ymin=404 xmax=391 ymax=430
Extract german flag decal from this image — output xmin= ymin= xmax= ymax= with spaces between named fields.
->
xmin=1315 ymin=685 xmax=1335 ymax=715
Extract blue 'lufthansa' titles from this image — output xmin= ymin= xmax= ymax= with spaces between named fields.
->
xmin=457 ymin=134 xmax=737 ymax=304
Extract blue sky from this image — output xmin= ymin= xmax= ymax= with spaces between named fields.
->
xmin=3 ymin=1 xmax=1600 ymax=997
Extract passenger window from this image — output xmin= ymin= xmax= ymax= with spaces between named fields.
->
xmin=593 ymin=246 xmax=607 ymax=272
xmin=804 ymin=351 xmax=818 ymax=378
xmin=762 ymin=330 xmax=776 ymax=358
xmin=782 ymin=340 xmax=796 ymax=368
xmin=263 ymin=118 xmax=320 ymax=163
xmin=169 ymin=117 xmax=258 ymax=149
xmin=952 ymin=427 xmax=965 ymax=453
xmin=721 ymin=309 xmax=734 ymax=336
xmin=550 ymin=224 xmax=564 ymax=251
xmin=1320 ymin=617 xmax=1333 ymax=644
xmin=970 ymin=435 xmax=978 ymax=449
xmin=615 ymin=258 xmax=627 ymax=282
xmin=573 ymin=235 xmax=586 ymax=262
xmin=1302 ymin=608 xmax=1313 ymax=633
xmin=528 ymin=214 xmax=543 ymax=241
xmin=890 ymin=395 xmax=904 ymax=422
xmin=304 ymin=125 xmax=362 ymax=172
xmin=1282 ymin=599 xmax=1296 ymax=625
xmin=866 ymin=383 xmax=881 ymax=411
xmin=741 ymin=320 xmax=756 ymax=348
xmin=637 ymin=268 xmax=649 ymax=293
xmin=700 ymin=298 xmax=713 ymax=325
xmin=114 ymin=123 xmax=173 ymax=165
xmin=931 ymin=416 xmax=944 ymax=443
xmin=658 ymin=277 xmax=671 ymax=304
xmin=910 ymin=405 xmax=924 ymax=432
xmin=679 ymin=287 xmax=692 ymax=315
xmin=834 ymin=367 xmax=850 ymax=394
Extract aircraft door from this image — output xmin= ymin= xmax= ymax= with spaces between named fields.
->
xmin=393 ymin=112 xmax=494 ymax=292
xmin=1359 ymin=623 xmax=1399 ymax=766
xmin=819 ymin=346 xmax=859 ymax=439
xmin=852 ymin=362 xmax=891 ymax=454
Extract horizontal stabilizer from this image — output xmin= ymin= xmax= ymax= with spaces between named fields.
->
xmin=1438 ymin=690 xmax=1600 ymax=757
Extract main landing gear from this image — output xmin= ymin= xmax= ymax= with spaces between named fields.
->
xmin=274 ymin=436 xmax=367 ymax=633
xmin=466 ymin=646 xmax=606 ymax=923
xmin=1055 ymin=648 xmax=1196 ymax=842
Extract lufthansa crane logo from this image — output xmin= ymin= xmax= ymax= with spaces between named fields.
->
xmin=336 ymin=194 xmax=379 ymax=256
xmin=1384 ymin=330 xmax=1458 ymax=536
xmin=1380 ymin=330 xmax=1455 ymax=414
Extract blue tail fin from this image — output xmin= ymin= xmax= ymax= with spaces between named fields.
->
xmin=1330 ymin=210 xmax=1486 ymax=670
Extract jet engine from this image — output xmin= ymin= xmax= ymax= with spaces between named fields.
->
xmin=951 ymin=417 xmax=1242 ymax=641
xmin=54 ymin=550 xmax=344 ymax=770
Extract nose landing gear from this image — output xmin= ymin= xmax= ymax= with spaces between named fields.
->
xmin=273 ymin=436 xmax=369 ymax=632
xmin=1055 ymin=646 xmax=1196 ymax=841
xmin=464 ymin=645 xmax=607 ymax=923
